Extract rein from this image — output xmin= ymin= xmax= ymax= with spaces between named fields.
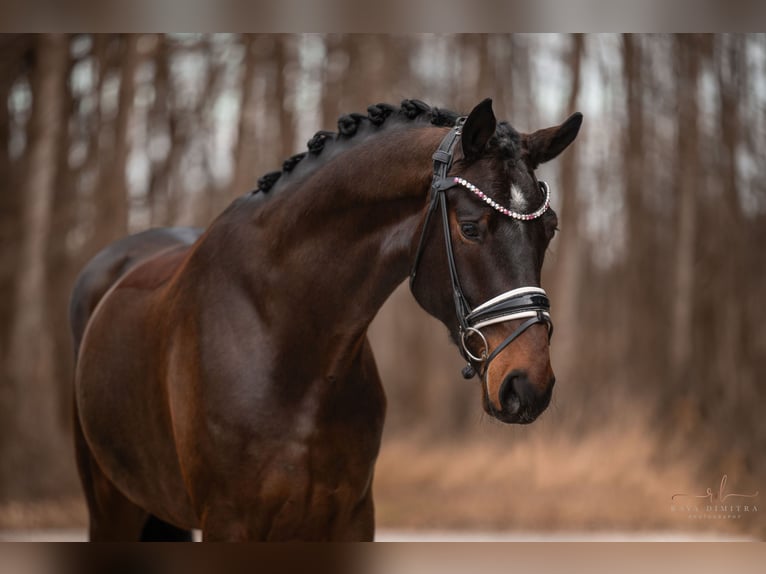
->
xmin=409 ymin=120 xmax=554 ymax=382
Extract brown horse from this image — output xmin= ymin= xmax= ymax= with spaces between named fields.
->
xmin=71 ymin=98 xmax=581 ymax=541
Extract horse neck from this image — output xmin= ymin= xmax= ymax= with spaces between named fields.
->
xmin=211 ymin=126 xmax=446 ymax=375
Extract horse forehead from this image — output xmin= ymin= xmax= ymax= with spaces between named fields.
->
xmin=483 ymin=168 xmax=532 ymax=212
xmin=509 ymin=183 xmax=528 ymax=211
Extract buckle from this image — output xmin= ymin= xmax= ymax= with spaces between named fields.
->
xmin=454 ymin=116 xmax=466 ymax=135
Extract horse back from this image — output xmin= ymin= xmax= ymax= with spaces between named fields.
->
xmin=69 ymin=227 xmax=203 ymax=357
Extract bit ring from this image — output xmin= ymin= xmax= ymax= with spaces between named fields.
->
xmin=461 ymin=327 xmax=488 ymax=363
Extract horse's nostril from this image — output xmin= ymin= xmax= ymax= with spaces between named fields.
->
xmin=499 ymin=370 xmax=529 ymax=415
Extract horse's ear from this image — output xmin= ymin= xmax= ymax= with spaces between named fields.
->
xmin=461 ymin=98 xmax=497 ymax=160
xmin=523 ymin=112 xmax=583 ymax=169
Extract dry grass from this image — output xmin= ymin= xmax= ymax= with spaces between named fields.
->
xmin=374 ymin=413 xmax=762 ymax=537
xmin=0 ymin=497 xmax=86 ymax=529
xmin=1 ymin=412 xmax=761 ymax=539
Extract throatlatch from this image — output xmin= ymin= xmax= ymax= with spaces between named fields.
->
xmin=409 ymin=120 xmax=553 ymax=381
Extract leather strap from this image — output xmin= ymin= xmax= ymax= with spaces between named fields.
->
xmin=467 ymin=291 xmax=551 ymax=330
xmin=478 ymin=312 xmax=552 ymax=380
xmin=409 ymin=119 xmax=465 ymax=289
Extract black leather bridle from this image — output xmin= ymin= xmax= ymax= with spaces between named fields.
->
xmin=409 ymin=119 xmax=554 ymax=381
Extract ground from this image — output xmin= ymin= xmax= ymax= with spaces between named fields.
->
xmin=1 ymin=411 xmax=761 ymax=541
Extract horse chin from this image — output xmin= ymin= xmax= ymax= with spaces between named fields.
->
xmin=491 ymin=410 xmax=540 ymax=425
xmin=483 ymin=402 xmax=540 ymax=425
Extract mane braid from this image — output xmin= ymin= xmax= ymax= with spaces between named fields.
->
xmin=251 ymin=99 xmax=462 ymax=194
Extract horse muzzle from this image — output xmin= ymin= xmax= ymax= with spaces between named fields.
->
xmin=460 ymin=287 xmax=553 ymax=380
xmin=486 ymin=369 xmax=555 ymax=424
xmin=460 ymin=287 xmax=554 ymax=425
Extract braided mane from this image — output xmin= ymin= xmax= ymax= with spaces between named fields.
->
xmin=251 ymin=99 xmax=462 ymax=195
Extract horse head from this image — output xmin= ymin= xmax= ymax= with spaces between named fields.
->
xmin=411 ymin=99 xmax=582 ymax=424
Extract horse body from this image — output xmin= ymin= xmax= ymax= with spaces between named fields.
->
xmin=72 ymin=99 xmax=581 ymax=541
xmin=73 ymin=128 xmax=438 ymax=540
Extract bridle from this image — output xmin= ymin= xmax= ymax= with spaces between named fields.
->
xmin=409 ymin=119 xmax=554 ymax=383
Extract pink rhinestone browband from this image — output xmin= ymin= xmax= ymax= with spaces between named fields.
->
xmin=452 ymin=177 xmax=551 ymax=221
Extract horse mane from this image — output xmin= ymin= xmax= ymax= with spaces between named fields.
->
xmin=250 ymin=99 xmax=522 ymax=196
xmin=250 ymin=99 xmax=460 ymax=195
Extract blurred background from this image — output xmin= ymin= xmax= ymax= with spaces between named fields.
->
xmin=0 ymin=33 xmax=763 ymax=539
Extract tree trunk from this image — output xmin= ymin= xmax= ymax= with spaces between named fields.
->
xmin=475 ymin=35 xmax=492 ymax=107
xmin=229 ymin=34 xmax=259 ymax=199
xmin=379 ymin=35 xmax=411 ymax=103
xmin=620 ymin=34 xmax=650 ymax=387
xmin=457 ymin=35 xmax=491 ymax=112
xmin=147 ymin=35 xmax=179 ymax=226
xmin=320 ymin=34 xmax=343 ymax=130
xmin=714 ymin=34 xmax=747 ymax=407
xmin=92 ymin=34 xmax=139 ymax=250
xmin=337 ymin=34 xmax=367 ymax=113
xmin=78 ymin=34 xmax=107 ymax=249
xmin=510 ymin=34 xmax=533 ymax=124
xmin=669 ymin=35 xmax=700 ymax=387
xmin=274 ymin=35 xmax=295 ymax=160
xmin=191 ymin=36 xmax=228 ymax=222
xmin=44 ymin=36 xmax=78 ymax=428
xmin=550 ymin=34 xmax=585 ymax=394
xmin=1 ymin=34 xmax=79 ymax=501
xmin=0 ymin=35 xmax=31 ymax=373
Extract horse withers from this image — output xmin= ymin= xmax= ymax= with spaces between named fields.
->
xmin=71 ymin=98 xmax=582 ymax=540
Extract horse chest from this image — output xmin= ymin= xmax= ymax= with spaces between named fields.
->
xmin=179 ymin=364 xmax=384 ymax=537
xmin=192 ymin=432 xmax=378 ymax=540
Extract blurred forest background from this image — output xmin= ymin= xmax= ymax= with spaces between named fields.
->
xmin=0 ymin=34 xmax=764 ymax=537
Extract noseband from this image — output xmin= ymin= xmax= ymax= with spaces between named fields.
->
xmin=409 ymin=119 xmax=554 ymax=382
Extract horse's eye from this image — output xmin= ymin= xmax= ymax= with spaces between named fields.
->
xmin=544 ymin=210 xmax=559 ymax=242
xmin=460 ymin=222 xmax=480 ymax=240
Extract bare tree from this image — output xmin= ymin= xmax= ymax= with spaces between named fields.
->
xmin=550 ymin=34 xmax=585 ymax=391
xmin=619 ymin=34 xmax=652 ymax=385
xmin=229 ymin=35 xmax=260 ymax=199
xmin=273 ymin=35 xmax=295 ymax=160
xmin=713 ymin=34 xmax=747 ymax=406
xmin=456 ymin=35 xmax=492 ymax=112
xmin=44 ymin=36 xmax=78 ymax=427
xmin=0 ymin=35 xmax=32 ymax=383
xmin=1 ymin=34 xmax=78 ymax=500
xmin=147 ymin=35 xmax=180 ymax=226
xmin=320 ymin=34 xmax=344 ymax=130
xmin=669 ymin=35 xmax=702 ymax=386
xmin=91 ymin=35 xmax=140 ymax=250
